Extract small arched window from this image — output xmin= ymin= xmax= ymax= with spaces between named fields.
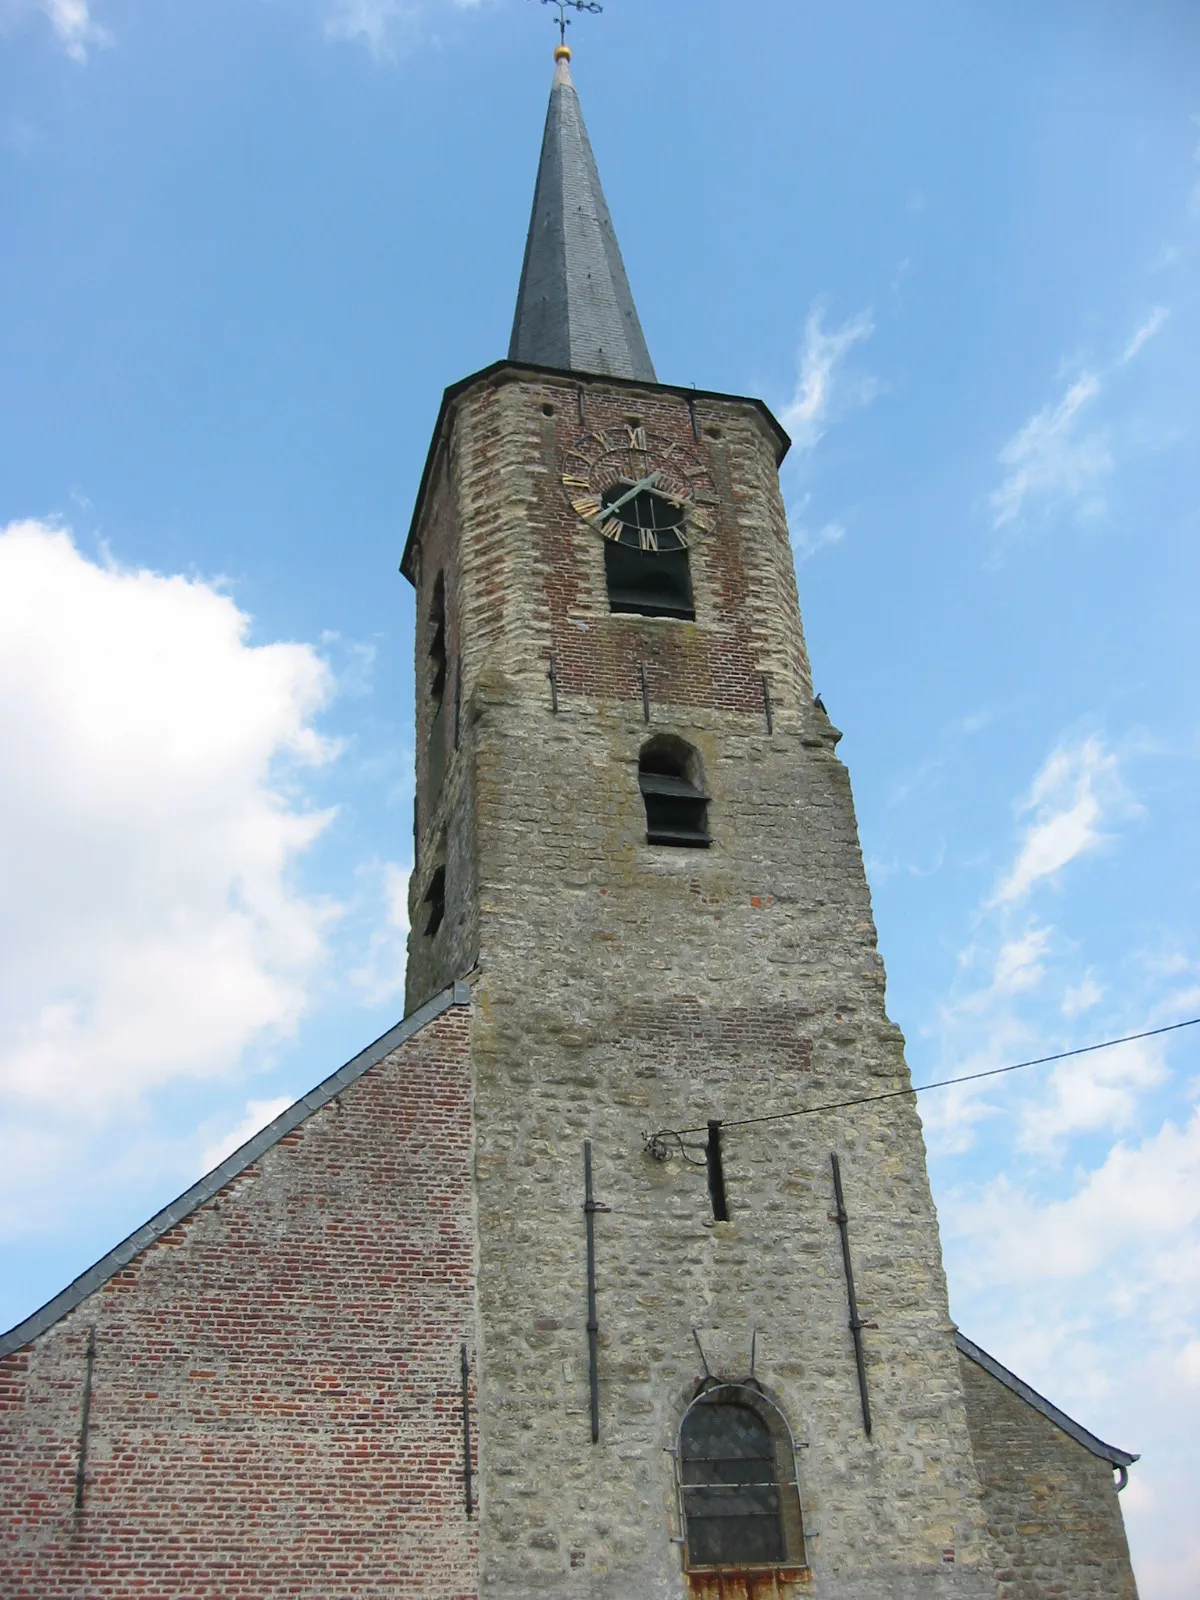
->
xmin=676 ymin=1385 xmax=805 ymax=1572
xmin=639 ymin=737 xmax=710 ymax=848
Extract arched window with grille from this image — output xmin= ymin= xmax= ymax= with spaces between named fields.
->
xmin=675 ymin=1384 xmax=805 ymax=1573
xmin=638 ymin=736 xmax=710 ymax=848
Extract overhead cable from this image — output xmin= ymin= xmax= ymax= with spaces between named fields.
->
xmin=659 ymin=1016 xmax=1200 ymax=1140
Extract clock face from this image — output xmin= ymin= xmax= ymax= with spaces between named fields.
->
xmin=560 ymin=425 xmax=719 ymax=552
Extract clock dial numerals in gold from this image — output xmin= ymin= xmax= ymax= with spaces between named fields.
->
xmin=560 ymin=426 xmax=718 ymax=554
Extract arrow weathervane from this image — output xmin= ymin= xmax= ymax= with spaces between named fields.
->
xmin=538 ymin=0 xmax=603 ymax=47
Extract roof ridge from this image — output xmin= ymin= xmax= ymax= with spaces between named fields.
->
xmin=0 ymin=981 xmax=471 ymax=1359
xmin=956 ymin=1329 xmax=1138 ymax=1468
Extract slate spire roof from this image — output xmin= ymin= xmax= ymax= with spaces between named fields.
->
xmin=509 ymin=48 xmax=656 ymax=383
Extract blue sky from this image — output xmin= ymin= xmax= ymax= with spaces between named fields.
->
xmin=2 ymin=0 xmax=1198 ymax=1589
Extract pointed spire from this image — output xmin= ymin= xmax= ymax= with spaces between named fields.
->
xmin=509 ymin=47 xmax=656 ymax=383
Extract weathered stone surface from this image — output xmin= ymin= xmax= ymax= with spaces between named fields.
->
xmin=408 ymin=365 xmax=999 ymax=1597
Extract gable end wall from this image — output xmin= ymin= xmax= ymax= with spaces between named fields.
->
xmin=958 ymin=1351 xmax=1137 ymax=1600
xmin=0 ymin=1005 xmax=478 ymax=1600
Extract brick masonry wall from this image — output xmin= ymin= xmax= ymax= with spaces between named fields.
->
xmin=0 ymin=1006 xmax=478 ymax=1600
xmin=405 ymin=367 xmax=999 ymax=1598
xmin=959 ymin=1355 xmax=1138 ymax=1600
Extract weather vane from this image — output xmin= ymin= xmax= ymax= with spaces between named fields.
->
xmin=538 ymin=0 xmax=603 ymax=48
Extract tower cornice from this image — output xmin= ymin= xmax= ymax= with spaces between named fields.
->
xmin=400 ymin=358 xmax=792 ymax=584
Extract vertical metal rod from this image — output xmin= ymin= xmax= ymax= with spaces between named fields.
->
xmin=74 ymin=1328 xmax=96 ymax=1511
xmin=639 ymin=662 xmax=650 ymax=724
xmin=761 ymin=673 xmax=774 ymax=735
xmin=691 ymin=1327 xmax=711 ymax=1379
xmin=454 ymin=653 xmax=462 ymax=749
xmin=548 ymin=651 xmax=559 ymax=714
xmin=705 ymin=1121 xmax=729 ymax=1221
xmin=460 ymin=1342 xmax=473 ymax=1515
xmin=687 ymin=393 xmax=701 ymax=442
xmin=576 ymin=385 xmax=586 ymax=425
xmin=583 ymin=1140 xmax=602 ymax=1443
xmin=831 ymin=1153 xmax=872 ymax=1436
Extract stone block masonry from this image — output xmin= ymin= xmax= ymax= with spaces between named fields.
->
xmin=403 ymin=362 xmax=1001 ymax=1598
xmin=959 ymin=1351 xmax=1138 ymax=1600
xmin=0 ymin=999 xmax=478 ymax=1600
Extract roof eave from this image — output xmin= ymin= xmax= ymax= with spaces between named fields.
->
xmin=956 ymin=1330 xmax=1138 ymax=1469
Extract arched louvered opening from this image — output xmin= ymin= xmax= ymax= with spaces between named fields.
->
xmin=638 ymin=736 xmax=709 ymax=848
xmin=676 ymin=1384 xmax=805 ymax=1573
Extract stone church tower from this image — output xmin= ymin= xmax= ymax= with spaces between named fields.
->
xmin=1 ymin=45 xmax=1138 ymax=1600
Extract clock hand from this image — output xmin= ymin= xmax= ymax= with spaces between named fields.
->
xmin=601 ymin=470 xmax=661 ymax=518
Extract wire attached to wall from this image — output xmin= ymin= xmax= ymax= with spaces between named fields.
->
xmin=644 ymin=1016 xmax=1200 ymax=1149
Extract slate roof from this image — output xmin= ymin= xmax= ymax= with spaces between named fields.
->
xmin=0 ymin=981 xmax=470 ymax=1360
xmin=509 ymin=51 xmax=656 ymax=382
xmin=956 ymin=1330 xmax=1138 ymax=1468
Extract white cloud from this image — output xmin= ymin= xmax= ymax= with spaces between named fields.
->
xmin=781 ymin=303 xmax=875 ymax=452
xmin=0 ymin=519 xmax=338 ymax=1116
xmin=990 ymin=298 xmax=1171 ymax=531
xmin=787 ymin=493 xmax=846 ymax=563
xmin=348 ymin=859 xmax=411 ymax=1005
xmin=921 ymin=734 xmax=1144 ymax=1158
xmin=1062 ymin=972 xmax=1104 ymax=1018
xmin=0 ymin=0 xmax=108 ymax=60
xmin=990 ymin=735 xmax=1127 ymax=906
xmin=324 ymin=0 xmax=483 ymax=59
xmin=200 ymin=1096 xmax=294 ymax=1173
xmin=1021 ymin=1035 xmax=1167 ymax=1151
xmin=990 ymin=372 xmax=1111 ymax=529
xmin=949 ymin=1104 xmax=1200 ymax=1285
xmin=325 ymin=0 xmax=414 ymax=57
xmin=991 ymin=927 xmax=1052 ymax=997
xmin=1121 ymin=305 xmax=1170 ymax=364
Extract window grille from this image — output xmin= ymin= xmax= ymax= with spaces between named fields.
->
xmin=674 ymin=1384 xmax=805 ymax=1573
xmin=639 ymin=738 xmax=710 ymax=847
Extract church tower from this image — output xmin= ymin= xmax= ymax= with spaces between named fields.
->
xmin=403 ymin=44 xmax=996 ymax=1600
xmin=0 ymin=40 xmax=1141 ymax=1600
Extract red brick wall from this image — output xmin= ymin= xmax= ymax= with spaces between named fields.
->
xmin=0 ymin=1005 xmax=478 ymax=1600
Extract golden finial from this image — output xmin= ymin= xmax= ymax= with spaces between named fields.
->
xmin=554 ymin=43 xmax=572 ymax=62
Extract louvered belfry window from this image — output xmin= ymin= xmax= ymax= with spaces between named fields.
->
xmin=676 ymin=1384 xmax=805 ymax=1572
xmin=638 ymin=738 xmax=710 ymax=848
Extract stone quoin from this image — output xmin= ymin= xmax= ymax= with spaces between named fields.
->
xmin=1 ymin=42 xmax=1139 ymax=1600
